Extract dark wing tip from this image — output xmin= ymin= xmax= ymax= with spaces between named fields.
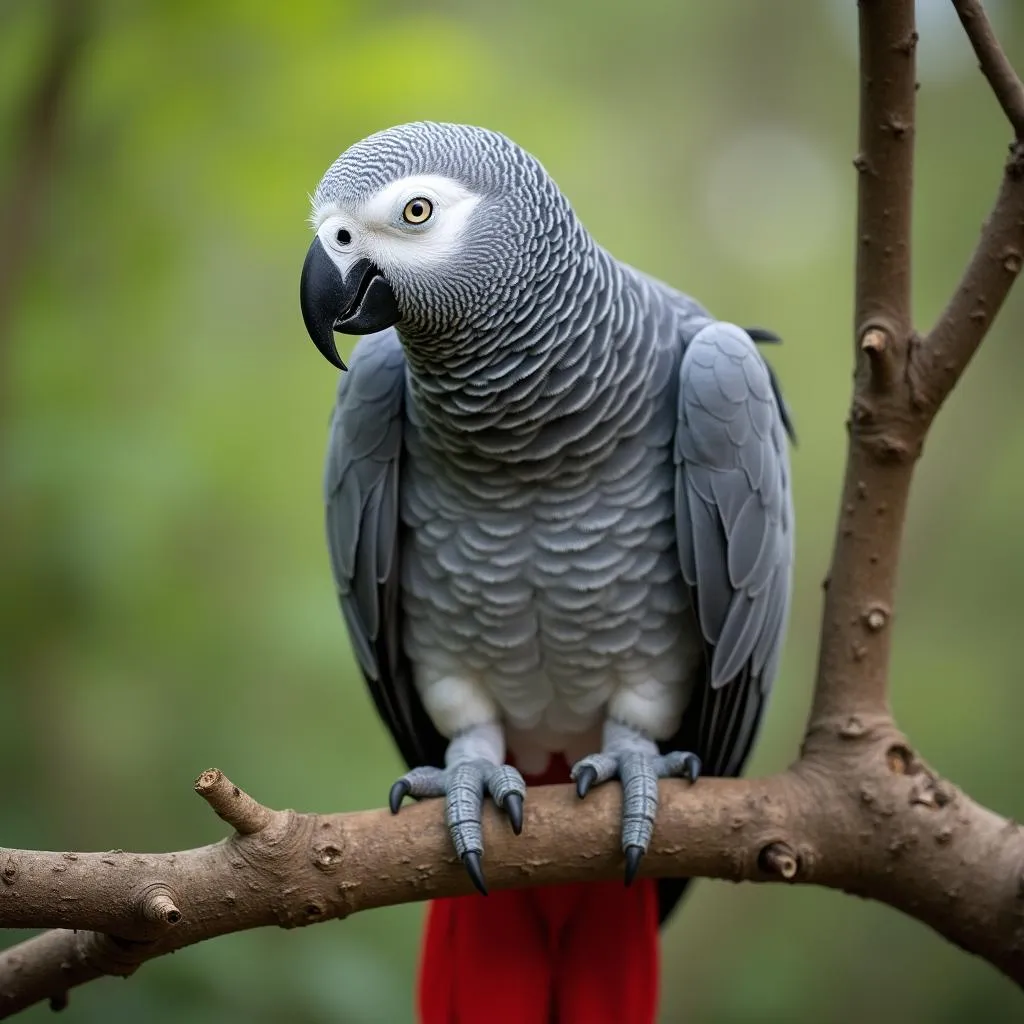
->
xmin=744 ymin=326 xmax=782 ymax=345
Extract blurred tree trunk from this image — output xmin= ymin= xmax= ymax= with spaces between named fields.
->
xmin=0 ymin=0 xmax=88 ymax=410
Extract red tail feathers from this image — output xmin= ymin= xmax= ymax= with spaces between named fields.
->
xmin=417 ymin=757 xmax=660 ymax=1024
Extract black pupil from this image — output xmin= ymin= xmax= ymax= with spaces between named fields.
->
xmin=336 ymin=228 xmax=351 ymax=245
xmin=410 ymin=203 xmax=423 ymax=218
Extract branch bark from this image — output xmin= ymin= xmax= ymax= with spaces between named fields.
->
xmin=953 ymin=0 xmax=1024 ymax=136
xmin=812 ymin=0 xmax=919 ymax=729
xmin=2 ymin=753 xmax=1024 ymax=1018
xmin=3 ymin=0 xmax=1024 ymax=1017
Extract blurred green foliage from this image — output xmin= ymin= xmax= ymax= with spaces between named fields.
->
xmin=2 ymin=0 xmax=1023 ymax=1021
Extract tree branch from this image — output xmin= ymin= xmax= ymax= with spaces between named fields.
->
xmin=854 ymin=0 xmax=916 ymax=352
xmin=952 ymin=0 xmax=1024 ymax=137
xmin=1 ymin=750 xmax=1023 ymax=1017
xmin=811 ymin=0 xmax=919 ymax=730
xmin=913 ymin=1 xmax=1024 ymax=416
xmin=917 ymin=144 xmax=1024 ymax=415
xmin=194 ymin=767 xmax=275 ymax=834
xmin=3 ymin=0 xmax=1024 ymax=1018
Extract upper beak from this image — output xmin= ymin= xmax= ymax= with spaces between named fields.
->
xmin=299 ymin=238 xmax=400 ymax=370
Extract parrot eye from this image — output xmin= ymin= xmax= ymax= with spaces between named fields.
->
xmin=335 ymin=228 xmax=352 ymax=246
xmin=402 ymin=198 xmax=433 ymax=225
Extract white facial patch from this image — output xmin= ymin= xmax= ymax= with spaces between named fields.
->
xmin=311 ymin=174 xmax=482 ymax=281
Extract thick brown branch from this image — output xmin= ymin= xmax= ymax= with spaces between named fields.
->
xmin=0 ymin=771 xmax=803 ymax=943
xmin=952 ymin=0 xmax=1024 ymax=137
xmin=811 ymin=0 xmax=919 ymax=728
xmin=0 ymin=748 xmax=1023 ymax=1016
xmin=853 ymin=0 xmax=916 ymax=350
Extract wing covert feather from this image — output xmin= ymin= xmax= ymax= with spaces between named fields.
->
xmin=672 ymin=321 xmax=794 ymax=779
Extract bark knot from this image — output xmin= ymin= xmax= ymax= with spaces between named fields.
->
xmin=864 ymin=605 xmax=890 ymax=631
xmin=759 ymin=842 xmax=800 ymax=881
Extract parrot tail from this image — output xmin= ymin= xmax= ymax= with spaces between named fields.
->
xmin=417 ymin=755 xmax=660 ymax=1024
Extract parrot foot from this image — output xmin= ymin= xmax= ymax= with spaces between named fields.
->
xmin=388 ymin=760 xmax=527 ymax=895
xmin=571 ymin=735 xmax=701 ymax=886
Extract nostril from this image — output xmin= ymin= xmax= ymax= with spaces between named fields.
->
xmin=336 ymin=228 xmax=352 ymax=246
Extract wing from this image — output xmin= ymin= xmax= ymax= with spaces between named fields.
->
xmin=324 ymin=328 xmax=447 ymax=771
xmin=656 ymin=320 xmax=794 ymax=925
xmin=670 ymin=320 xmax=794 ymax=778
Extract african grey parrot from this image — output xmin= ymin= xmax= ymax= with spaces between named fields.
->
xmin=298 ymin=121 xmax=794 ymax=1024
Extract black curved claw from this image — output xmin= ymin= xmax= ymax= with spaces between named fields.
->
xmin=575 ymin=765 xmax=598 ymax=799
xmin=684 ymin=754 xmax=703 ymax=783
xmin=388 ymin=779 xmax=410 ymax=815
xmin=503 ymin=793 xmax=524 ymax=836
xmin=462 ymin=850 xmax=488 ymax=896
xmin=745 ymin=326 xmax=783 ymax=344
xmin=624 ymin=845 xmax=645 ymax=887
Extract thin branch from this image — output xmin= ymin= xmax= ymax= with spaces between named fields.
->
xmin=194 ymin=768 xmax=274 ymax=834
xmin=905 ymin=1 xmax=1024 ymax=416
xmin=758 ymin=842 xmax=799 ymax=881
xmin=917 ymin=141 xmax=1024 ymax=417
xmin=952 ymin=0 xmax=1024 ymax=137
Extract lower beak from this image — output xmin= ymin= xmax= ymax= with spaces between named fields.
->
xmin=298 ymin=238 xmax=400 ymax=370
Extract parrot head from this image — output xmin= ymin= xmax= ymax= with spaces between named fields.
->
xmin=299 ymin=121 xmax=574 ymax=369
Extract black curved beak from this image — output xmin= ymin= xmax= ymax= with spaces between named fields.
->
xmin=299 ymin=238 xmax=400 ymax=370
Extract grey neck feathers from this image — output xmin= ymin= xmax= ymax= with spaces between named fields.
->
xmin=401 ymin=245 xmax=667 ymax=473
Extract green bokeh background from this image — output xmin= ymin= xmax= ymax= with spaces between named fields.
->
xmin=3 ymin=1 xmax=1023 ymax=1021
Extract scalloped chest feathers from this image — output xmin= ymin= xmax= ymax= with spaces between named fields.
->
xmin=397 ymin=321 xmax=703 ymax=741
